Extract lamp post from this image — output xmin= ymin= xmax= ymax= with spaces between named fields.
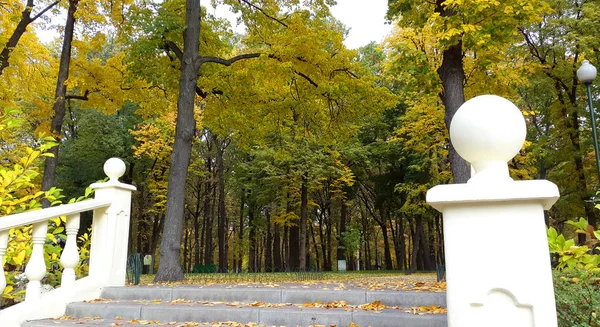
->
xmin=577 ymin=60 xmax=600 ymax=183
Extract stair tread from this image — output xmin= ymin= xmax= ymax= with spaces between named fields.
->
xmin=26 ymin=305 xmax=447 ymax=327
xmin=63 ymin=300 xmax=445 ymax=326
xmin=99 ymin=286 xmax=446 ymax=307
xmin=70 ymin=299 xmax=446 ymax=313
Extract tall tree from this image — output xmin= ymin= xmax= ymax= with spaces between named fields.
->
xmin=517 ymin=0 xmax=600 ymax=232
xmin=41 ymin=0 xmax=79 ymax=197
xmin=154 ymin=0 xmax=201 ymax=281
xmin=387 ymin=0 xmax=548 ymax=183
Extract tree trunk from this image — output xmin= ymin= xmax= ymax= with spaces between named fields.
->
xmin=337 ymin=198 xmax=347 ymax=262
xmin=375 ymin=223 xmax=389 ymax=270
xmin=284 ymin=225 xmax=289 ymax=270
xmin=325 ymin=209 xmax=332 ymax=271
xmin=154 ymin=0 xmax=200 ymax=282
xmin=410 ymin=216 xmax=420 ymax=273
xmin=435 ymin=214 xmax=444 ymax=265
xmin=42 ymin=0 xmax=79 ymax=196
xmin=237 ymin=189 xmax=245 ymax=272
xmin=318 ymin=212 xmax=327 ymax=270
xmin=299 ymin=173 xmax=308 ymax=271
xmin=150 ymin=214 xmax=164 ymax=273
xmin=216 ymin=137 xmax=228 ymax=272
xmin=257 ymin=233 xmax=263 ymax=272
xmin=435 ymin=0 xmax=470 ymax=184
xmin=399 ymin=218 xmax=406 ymax=270
xmin=248 ymin=203 xmax=256 ymax=272
xmin=273 ymin=222 xmax=282 ymax=271
xmin=310 ymin=222 xmax=320 ymax=270
xmin=288 ymin=191 xmax=300 ymax=270
xmin=392 ymin=217 xmax=405 ymax=270
xmin=203 ymin=166 xmax=214 ymax=265
xmin=419 ymin=217 xmax=434 ymax=270
xmin=377 ymin=207 xmax=393 ymax=270
xmin=265 ymin=209 xmax=273 ymax=272
xmin=183 ymin=220 xmax=189 ymax=273
xmin=193 ymin=179 xmax=202 ymax=267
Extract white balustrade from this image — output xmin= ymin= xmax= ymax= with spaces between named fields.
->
xmin=0 ymin=231 xmax=8 ymax=294
xmin=0 ymin=157 xmax=135 ymax=327
xmin=60 ymin=213 xmax=81 ymax=288
xmin=24 ymin=221 xmax=49 ymax=302
xmin=427 ymin=95 xmax=559 ymax=327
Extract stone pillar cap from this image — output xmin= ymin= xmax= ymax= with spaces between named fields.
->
xmin=450 ymin=95 xmax=526 ymax=184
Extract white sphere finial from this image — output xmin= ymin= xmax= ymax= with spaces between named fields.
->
xmin=450 ymin=95 xmax=526 ymax=183
xmin=104 ymin=158 xmax=126 ymax=182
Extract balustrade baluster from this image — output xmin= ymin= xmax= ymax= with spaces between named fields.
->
xmin=0 ymin=230 xmax=8 ymax=295
xmin=60 ymin=214 xmax=80 ymax=288
xmin=24 ymin=222 xmax=48 ymax=302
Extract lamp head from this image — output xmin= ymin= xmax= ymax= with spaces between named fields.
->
xmin=577 ymin=60 xmax=597 ymax=84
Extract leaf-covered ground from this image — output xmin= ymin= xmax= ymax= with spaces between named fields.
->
xmin=136 ymin=272 xmax=446 ymax=293
xmin=51 ymin=316 xmax=372 ymax=327
xmin=83 ymin=298 xmax=447 ymax=315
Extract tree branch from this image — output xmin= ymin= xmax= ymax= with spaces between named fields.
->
xmin=163 ymin=38 xmax=183 ymax=62
xmin=163 ymin=39 xmax=322 ymax=94
xmin=295 ymin=71 xmax=319 ymax=88
xmin=32 ymin=0 xmax=60 ymax=21
xmin=197 ymin=53 xmax=262 ymax=68
xmin=65 ymin=90 xmax=90 ymax=101
xmin=237 ymin=0 xmax=288 ymax=27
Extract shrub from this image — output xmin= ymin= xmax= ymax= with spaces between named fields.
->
xmin=554 ymin=269 xmax=600 ymax=327
xmin=0 ymin=109 xmax=91 ymax=307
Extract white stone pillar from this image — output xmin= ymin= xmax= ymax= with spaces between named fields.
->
xmin=88 ymin=158 xmax=136 ymax=286
xmin=427 ymin=95 xmax=559 ymax=327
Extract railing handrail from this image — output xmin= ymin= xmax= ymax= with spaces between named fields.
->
xmin=0 ymin=199 xmax=112 ymax=232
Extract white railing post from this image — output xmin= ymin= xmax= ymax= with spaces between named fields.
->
xmin=0 ymin=231 xmax=8 ymax=294
xmin=88 ymin=158 xmax=136 ymax=286
xmin=60 ymin=213 xmax=80 ymax=288
xmin=427 ymin=95 xmax=559 ymax=327
xmin=24 ymin=222 xmax=49 ymax=302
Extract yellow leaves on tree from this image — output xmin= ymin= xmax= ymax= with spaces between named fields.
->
xmin=0 ymin=110 xmax=61 ymax=216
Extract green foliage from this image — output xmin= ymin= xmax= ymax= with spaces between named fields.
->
xmin=76 ymin=230 xmax=92 ymax=277
xmin=0 ymin=111 xmax=96 ymax=305
xmin=57 ymin=106 xmax=138 ymax=199
xmin=554 ymin=269 xmax=600 ymax=327
xmin=548 ymin=225 xmax=600 ymax=272
xmin=339 ymin=229 xmax=361 ymax=257
xmin=0 ymin=109 xmax=61 ymax=215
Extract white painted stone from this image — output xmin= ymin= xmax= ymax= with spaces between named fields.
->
xmin=89 ymin=158 xmax=136 ymax=286
xmin=0 ymin=231 xmax=8 ymax=295
xmin=0 ymin=158 xmax=135 ymax=327
xmin=60 ymin=213 xmax=81 ymax=289
xmin=450 ymin=94 xmax=526 ymax=184
xmin=24 ymin=222 xmax=49 ymax=303
xmin=428 ymin=95 xmax=559 ymax=327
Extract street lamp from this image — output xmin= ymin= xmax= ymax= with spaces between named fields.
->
xmin=577 ymin=60 xmax=600 ymax=184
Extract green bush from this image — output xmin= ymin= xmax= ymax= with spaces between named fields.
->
xmin=554 ymin=269 xmax=600 ymax=327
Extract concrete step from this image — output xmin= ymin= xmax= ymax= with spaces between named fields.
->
xmin=99 ymin=286 xmax=447 ymax=307
xmin=23 ymin=301 xmax=447 ymax=327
